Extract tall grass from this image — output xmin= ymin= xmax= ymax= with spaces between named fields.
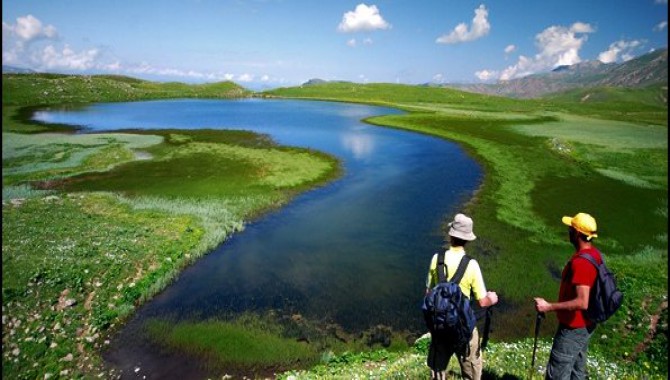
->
xmin=118 ymin=195 xmax=272 ymax=254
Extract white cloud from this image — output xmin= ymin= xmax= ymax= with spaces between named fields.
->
xmin=654 ymin=21 xmax=668 ymax=31
xmin=3 ymin=14 xmax=60 ymax=66
xmin=40 ymin=44 xmax=100 ymax=70
xmin=237 ymin=73 xmax=254 ymax=82
xmin=436 ymin=4 xmax=490 ymax=44
xmin=569 ymin=22 xmax=594 ymax=34
xmin=337 ymin=4 xmax=391 ymax=33
xmin=475 ymin=69 xmax=498 ymax=81
xmin=496 ymin=22 xmax=595 ymax=81
xmin=347 ymin=38 xmax=357 ymax=47
xmin=2 ymin=14 xmax=241 ymax=83
xmin=4 ymin=14 xmax=57 ymax=43
xmin=504 ymin=44 xmax=516 ymax=54
xmin=597 ymin=39 xmax=642 ymax=63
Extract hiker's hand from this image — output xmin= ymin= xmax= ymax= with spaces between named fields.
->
xmin=487 ymin=291 xmax=498 ymax=305
xmin=479 ymin=291 xmax=498 ymax=307
xmin=534 ymin=297 xmax=551 ymax=313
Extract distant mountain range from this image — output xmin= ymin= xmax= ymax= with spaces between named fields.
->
xmin=2 ymin=65 xmax=36 ymax=74
xmin=444 ymin=48 xmax=668 ymax=98
xmin=6 ymin=48 xmax=668 ymax=99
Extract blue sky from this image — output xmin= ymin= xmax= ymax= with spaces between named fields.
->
xmin=2 ymin=1 xmax=668 ymax=89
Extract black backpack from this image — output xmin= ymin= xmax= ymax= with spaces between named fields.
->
xmin=572 ymin=251 xmax=623 ymax=323
xmin=422 ymin=253 xmax=477 ymax=356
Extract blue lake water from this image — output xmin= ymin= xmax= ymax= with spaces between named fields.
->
xmin=34 ymin=98 xmax=482 ymax=377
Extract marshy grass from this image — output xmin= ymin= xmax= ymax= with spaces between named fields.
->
xmin=145 ymin=318 xmax=318 ymax=374
xmin=2 ymin=132 xmax=164 ymax=185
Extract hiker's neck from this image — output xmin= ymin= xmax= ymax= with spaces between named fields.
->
xmin=574 ymin=240 xmax=593 ymax=251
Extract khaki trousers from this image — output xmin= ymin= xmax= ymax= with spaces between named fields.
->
xmin=429 ymin=327 xmax=482 ymax=380
xmin=459 ymin=327 xmax=482 ymax=380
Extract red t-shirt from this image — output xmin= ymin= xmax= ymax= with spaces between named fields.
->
xmin=556 ymin=247 xmax=602 ymax=328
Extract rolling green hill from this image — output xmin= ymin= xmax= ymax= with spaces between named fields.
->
xmin=2 ymin=73 xmax=251 ymax=106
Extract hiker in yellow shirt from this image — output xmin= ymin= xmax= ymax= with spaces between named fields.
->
xmin=425 ymin=213 xmax=498 ymax=380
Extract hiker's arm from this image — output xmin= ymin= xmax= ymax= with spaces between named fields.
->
xmin=478 ymin=291 xmax=498 ymax=307
xmin=534 ymin=285 xmax=590 ymax=312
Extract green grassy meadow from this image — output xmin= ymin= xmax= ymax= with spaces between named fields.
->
xmin=2 ymin=74 xmax=667 ymax=379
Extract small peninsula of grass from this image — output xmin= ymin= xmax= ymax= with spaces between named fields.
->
xmin=2 ymin=75 xmax=667 ymax=379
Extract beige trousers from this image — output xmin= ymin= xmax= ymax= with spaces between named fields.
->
xmin=430 ymin=327 xmax=482 ymax=380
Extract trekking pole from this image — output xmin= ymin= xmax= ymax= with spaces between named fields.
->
xmin=530 ymin=311 xmax=545 ymax=379
xmin=478 ymin=306 xmax=493 ymax=355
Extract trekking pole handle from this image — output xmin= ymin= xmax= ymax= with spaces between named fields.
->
xmin=533 ymin=312 xmax=545 ymax=340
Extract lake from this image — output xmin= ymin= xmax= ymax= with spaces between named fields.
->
xmin=34 ymin=98 xmax=482 ymax=377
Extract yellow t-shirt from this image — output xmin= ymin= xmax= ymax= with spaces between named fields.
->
xmin=425 ymin=246 xmax=487 ymax=301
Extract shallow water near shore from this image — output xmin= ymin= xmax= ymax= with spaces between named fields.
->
xmin=34 ymin=98 xmax=483 ymax=378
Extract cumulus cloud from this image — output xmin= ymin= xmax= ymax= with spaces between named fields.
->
xmin=495 ymin=22 xmax=595 ymax=81
xmin=436 ymin=4 xmax=490 ymax=44
xmin=504 ymin=44 xmax=517 ymax=54
xmin=2 ymin=14 xmax=110 ymax=72
xmin=237 ymin=73 xmax=254 ymax=82
xmin=598 ymin=39 xmax=642 ymax=63
xmin=654 ymin=21 xmax=668 ymax=31
xmin=3 ymin=14 xmax=57 ymax=43
xmin=338 ymin=3 xmax=391 ymax=33
xmin=1 ymin=14 xmax=246 ymax=84
xmin=40 ymin=45 xmax=100 ymax=70
xmin=475 ymin=69 xmax=498 ymax=81
xmin=3 ymin=14 xmax=60 ymax=66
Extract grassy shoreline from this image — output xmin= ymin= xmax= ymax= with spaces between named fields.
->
xmin=2 ymin=75 xmax=667 ymax=379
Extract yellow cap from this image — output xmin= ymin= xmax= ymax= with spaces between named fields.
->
xmin=562 ymin=213 xmax=598 ymax=239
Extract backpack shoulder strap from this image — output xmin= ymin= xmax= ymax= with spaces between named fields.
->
xmin=450 ymin=255 xmax=471 ymax=284
xmin=577 ymin=252 xmax=599 ymax=267
xmin=437 ymin=252 xmax=448 ymax=283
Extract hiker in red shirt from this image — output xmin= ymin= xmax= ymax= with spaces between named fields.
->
xmin=534 ymin=212 xmax=601 ymax=380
